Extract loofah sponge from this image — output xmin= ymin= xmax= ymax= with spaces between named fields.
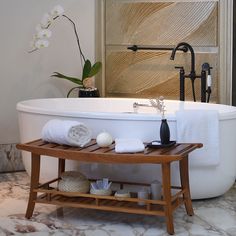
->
xmin=60 ymin=171 xmax=87 ymax=181
xmin=58 ymin=171 xmax=90 ymax=193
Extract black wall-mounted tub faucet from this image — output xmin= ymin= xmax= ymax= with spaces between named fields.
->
xmin=170 ymin=42 xmax=197 ymax=102
xmin=170 ymin=42 xmax=212 ymax=103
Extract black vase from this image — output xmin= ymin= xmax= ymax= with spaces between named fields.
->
xmin=79 ymin=88 xmax=100 ymax=97
xmin=160 ymin=119 xmax=170 ymax=144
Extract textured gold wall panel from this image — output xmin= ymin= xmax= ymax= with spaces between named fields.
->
xmin=106 ymin=1 xmax=218 ymax=46
xmin=106 ymin=50 xmax=218 ymax=102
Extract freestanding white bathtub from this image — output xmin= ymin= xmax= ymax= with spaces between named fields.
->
xmin=17 ymin=98 xmax=236 ymax=199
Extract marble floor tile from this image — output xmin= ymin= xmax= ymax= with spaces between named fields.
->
xmin=0 ymin=172 xmax=235 ymax=236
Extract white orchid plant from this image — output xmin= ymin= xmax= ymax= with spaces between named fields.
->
xmin=29 ymin=5 xmax=102 ymax=97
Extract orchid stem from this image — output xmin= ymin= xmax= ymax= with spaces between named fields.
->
xmin=62 ymin=14 xmax=86 ymax=63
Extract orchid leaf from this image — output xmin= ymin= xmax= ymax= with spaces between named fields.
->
xmin=82 ymin=60 xmax=92 ymax=80
xmin=51 ymin=72 xmax=83 ymax=86
xmin=88 ymin=62 xmax=102 ymax=77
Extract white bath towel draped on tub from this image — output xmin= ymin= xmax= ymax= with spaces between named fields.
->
xmin=42 ymin=119 xmax=92 ymax=147
xmin=176 ymin=110 xmax=220 ymax=167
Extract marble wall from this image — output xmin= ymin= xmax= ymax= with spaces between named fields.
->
xmin=105 ymin=0 xmax=219 ymax=102
xmin=0 ymin=144 xmax=24 ymax=173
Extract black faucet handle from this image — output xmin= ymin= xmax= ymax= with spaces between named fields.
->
xmin=175 ymin=66 xmax=184 ymax=71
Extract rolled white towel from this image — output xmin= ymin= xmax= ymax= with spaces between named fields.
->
xmin=115 ymin=138 xmax=145 ymax=153
xmin=42 ymin=119 xmax=92 ymax=147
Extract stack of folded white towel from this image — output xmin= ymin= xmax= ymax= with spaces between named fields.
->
xmin=115 ymin=138 xmax=145 ymax=153
xmin=42 ymin=119 xmax=92 ymax=147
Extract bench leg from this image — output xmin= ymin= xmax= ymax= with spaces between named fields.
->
xmin=26 ymin=153 xmax=40 ymax=219
xmin=162 ymin=163 xmax=174 ymax=235
xmin=58 ymin=158 xmax=65 ymax=178
xmin=179 ymin=155 xmax=194 ymax=216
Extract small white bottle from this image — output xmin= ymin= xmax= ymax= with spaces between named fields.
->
xmin=151 ymin=180 xmax=162 ymax=200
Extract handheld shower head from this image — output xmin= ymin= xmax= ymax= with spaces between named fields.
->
xmin=202 ymin=62 xmax=212 ymax=75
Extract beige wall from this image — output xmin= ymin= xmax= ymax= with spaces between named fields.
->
xmin=0 ymin=0 xmax=96 ymax=143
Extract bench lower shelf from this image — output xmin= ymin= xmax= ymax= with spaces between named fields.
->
xmin=33 ymin=178 xmax=184 ymax=217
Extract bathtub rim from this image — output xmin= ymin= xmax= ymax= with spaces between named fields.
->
xmin=16 ymin=97 xmax=236 ymax=121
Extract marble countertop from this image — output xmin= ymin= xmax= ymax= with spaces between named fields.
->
xmin=0 ymin=172 xmax=236 ymax=236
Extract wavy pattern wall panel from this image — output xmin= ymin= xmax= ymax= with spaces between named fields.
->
xmin=106 ymin=50 xmax=218 ymax=101
xmin=106 ymin=1 xmax=218 ymax=46
xmin=105 ymin=0 xmax=219 ymax=102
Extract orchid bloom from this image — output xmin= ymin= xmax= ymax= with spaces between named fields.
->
xmin=35 ymin=39 xmax=49 ymax=49
xmin=50 ymin=5 xmax=64 ymax=18
xmin=40 ymin=13 xmax=52 ymax=28
xmin=36 ymin=29 xmax=52 ymax=39
xmin=29 ymin=5 xmax=64 ymax=52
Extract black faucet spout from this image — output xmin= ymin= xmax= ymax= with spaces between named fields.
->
xmin=170 ymin=42 xmax=195 ymax=74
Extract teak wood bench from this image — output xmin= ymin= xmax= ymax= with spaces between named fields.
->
xmin=16 ymin=139 xmax=202 ymax=235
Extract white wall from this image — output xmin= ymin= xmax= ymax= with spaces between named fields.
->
xmin=0 ymin=0 xmax=96 ymax=143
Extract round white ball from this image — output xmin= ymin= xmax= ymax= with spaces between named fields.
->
xmin=96 ymin=132 xmax=113 ymax=147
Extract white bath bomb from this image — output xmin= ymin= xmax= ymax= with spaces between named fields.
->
xmin=96 ymin=132 xmax=113 ymax=147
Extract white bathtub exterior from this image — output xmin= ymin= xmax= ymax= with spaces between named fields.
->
xmin=17 ymin=98 xmax=236 ymax=199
